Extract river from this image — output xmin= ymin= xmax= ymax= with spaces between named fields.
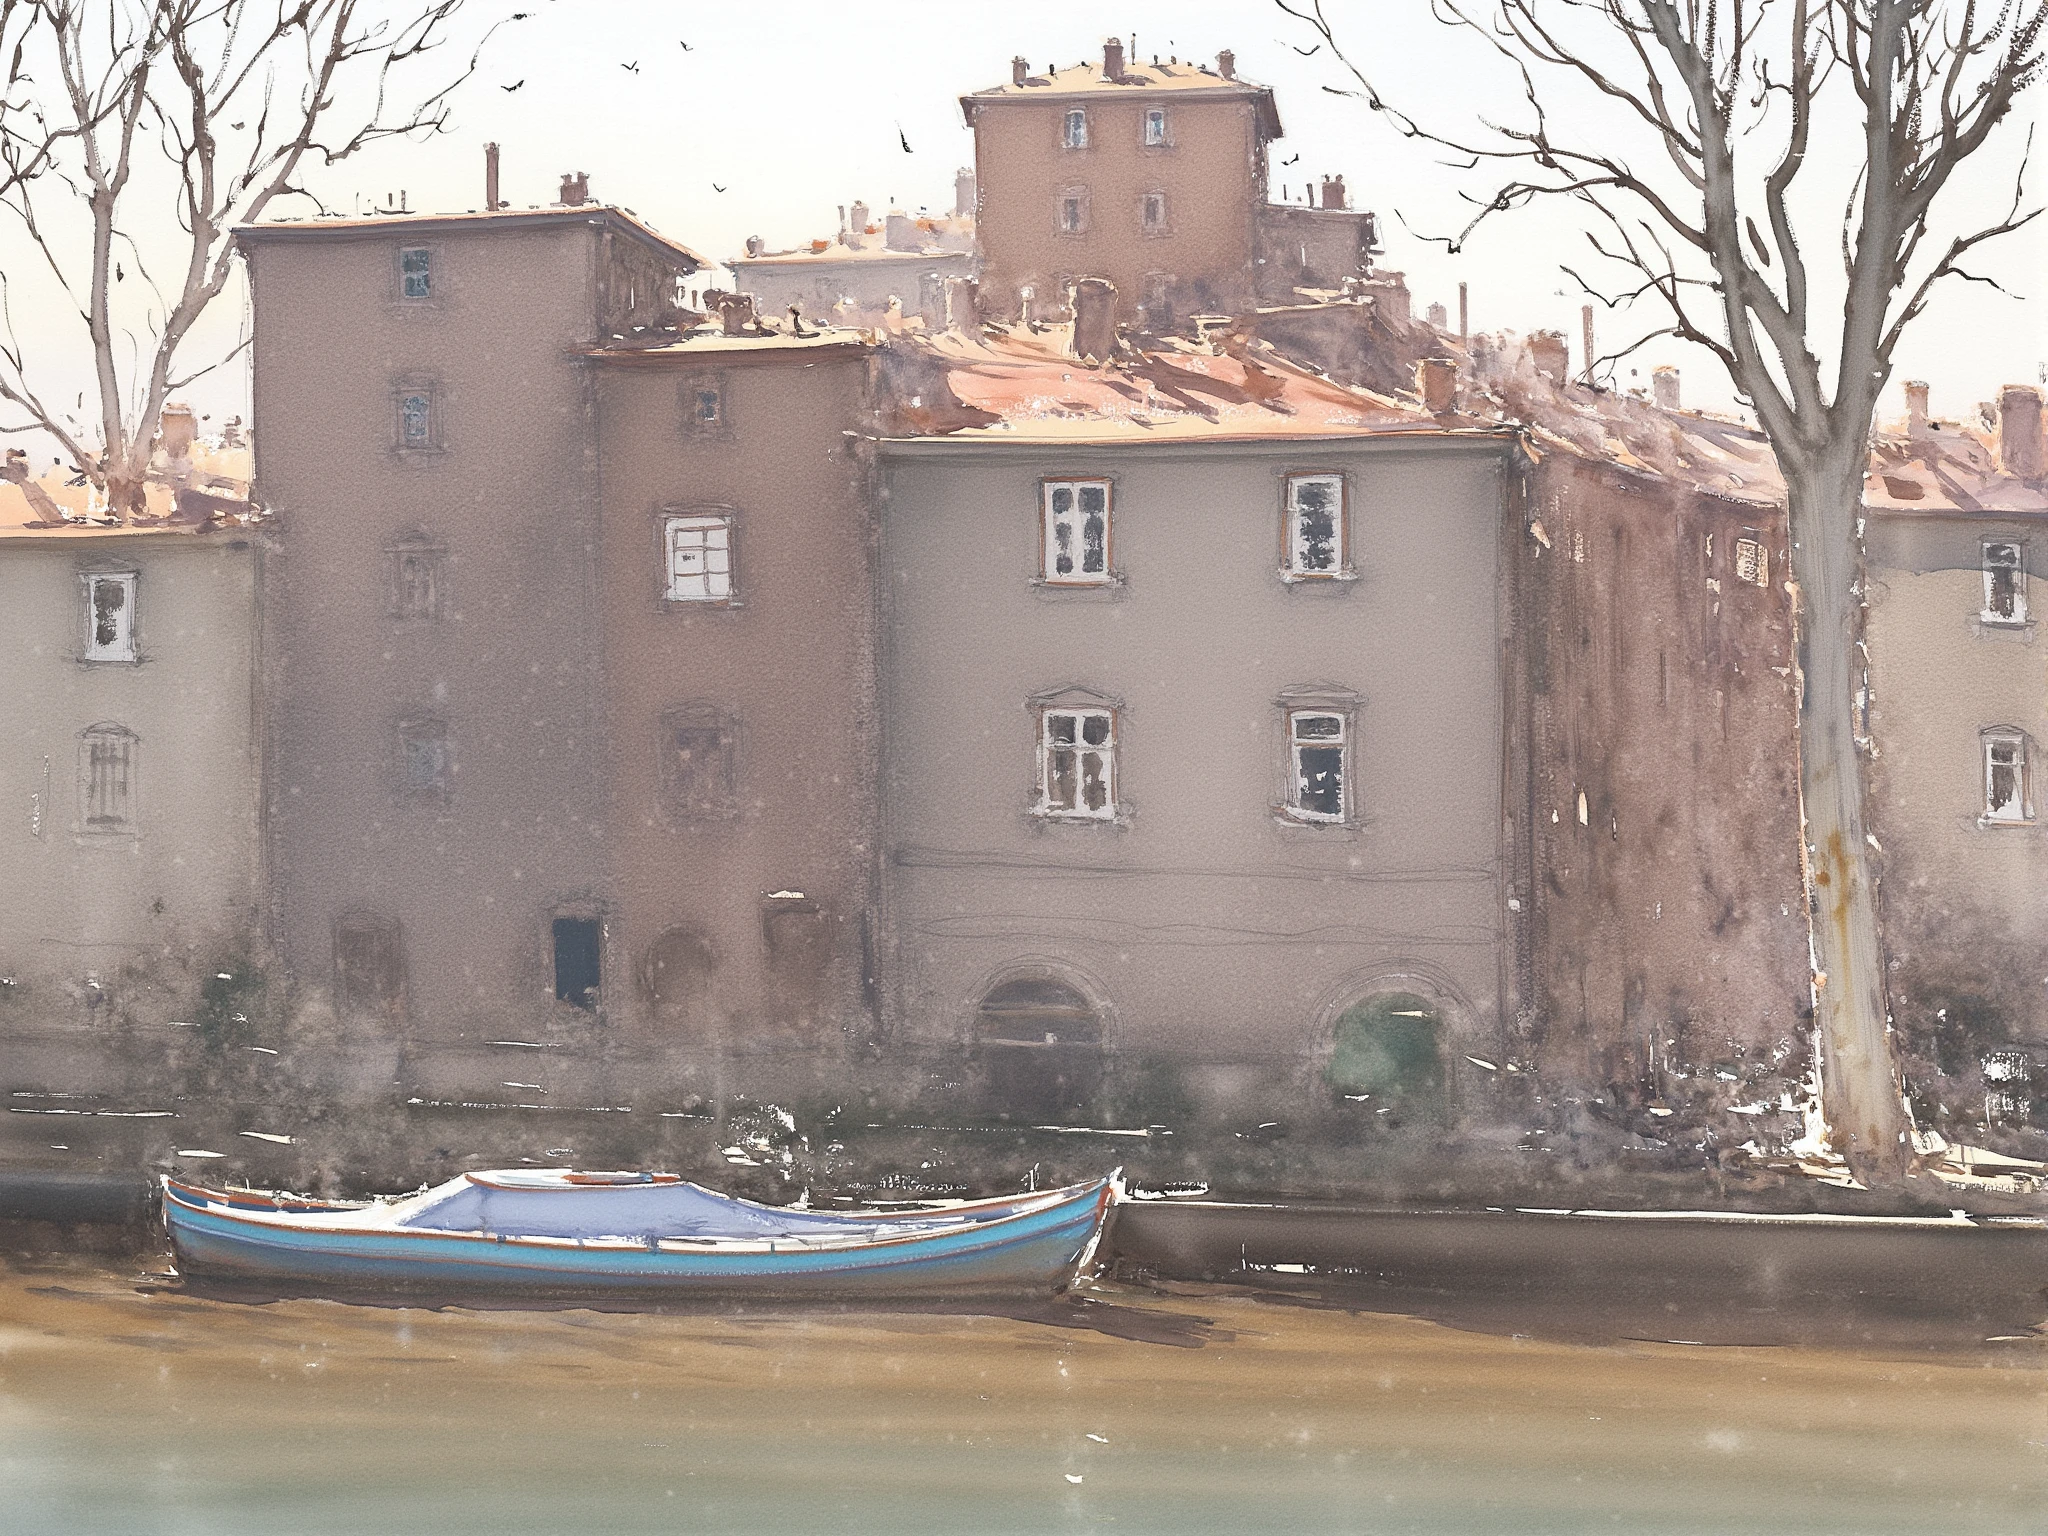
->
xmin=1 ymin=1248 xmax=2041 ymax=1534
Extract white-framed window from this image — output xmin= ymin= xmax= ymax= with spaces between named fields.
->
xmin=1734 ymin=531 xmax=1769 ymax=588
xmin=1983 ymin=540 xmax=2026 ymax=624
xmin=1285 ymin=473 xmax=1345 ymax=577
xmin=399 ymin=246 xmax=432 ymax=300
xmin=398 ymin=718 xmax=451 ymax=800
xmin=80 ymin=723 xmax=137 ymax=833
xmin=1143 ymin=107 xmax=1168 ymax=146
xmin=1042 ymin=480 xmax=1110 ymax=584
xmin=1287 ymin=710 xmax=1348 ymax=822
xmin=1984 ymin=728 xmax=2031 ymax=823
xmin=664 ymin=512 xmax=734 ymax=602
xmin=1058 ymin=188 xmax=1088 ymax=235
xmin=1141 ymin=191 xmax=1167 ymax=233
xmin=81 ymin=571 xmax=137 ymax=661
xmin=1038 ymin=706 xmax=1115 ymax=819
xmin=396 ymin=388 xmax=434 ymax=450
xmin=1062 ymin=108 xmax=1088 ymax=149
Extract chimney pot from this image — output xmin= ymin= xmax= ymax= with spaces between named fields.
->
xmin=1997 ymin=385 xmax=2045 ymax=479
xmin=944 ymin=275 xmax=980 ymax=332
xmin=158 ymin=402 xmax=198 ymax=462
xmin=1904 ymin=379 xmax=1930 ymax=438
xmin=1320 ymin=175 xmax=1345 ymax=210
xmin=744 ymin=235 xmax=765 ymax=258
xmin=484 ymin=142 xmax=501 ymax=211
xmin=1529 ymin=330 xmax=1569 ymax=385
xmin=954 ymin=167 xmax=976 ymax=219
xmin=1417 ymin=357 xmax=1457 ymax=414
xmin=1103 ymin=37 xmax=1125 ymax=81
xmin=1651 ymin=365 xmax=1681 ymax=410
xmin=1071 ymin=276 xmax=1117 ymax=360
xmin=1012 ymin=54 xmax=1029 ymax=86
xmin=850 ymin=200 xmax=870 ymax=240
xmin=557 ymin=171 xmax=591 ymax=206
xmin=1425 ymin=302 xmax=1448 ymax=329
xmin=1217 ymin=48 xmax=1236 ymax=79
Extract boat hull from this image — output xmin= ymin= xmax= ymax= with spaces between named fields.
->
xmin=162 ymin=1177 xmax=1115 ymax=1299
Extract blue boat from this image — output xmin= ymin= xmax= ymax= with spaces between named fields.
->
xmin=161 ymin=1169 xmax=1119 ymax=1298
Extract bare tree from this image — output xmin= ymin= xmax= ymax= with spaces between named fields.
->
xmin=1283 ymin=0 xmax=2044 ymax=1182
xmin=0 ymin=0 xmax=501 ymax=521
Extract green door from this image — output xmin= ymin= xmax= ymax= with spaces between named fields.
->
xmin=1326 ymin=992 xmax=1445 ymax=1115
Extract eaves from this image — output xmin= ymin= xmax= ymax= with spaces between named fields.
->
xmin=874 ymin=427 xmax=1521 ymax=464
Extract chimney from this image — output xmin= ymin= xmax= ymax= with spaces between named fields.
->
xmin=1998 ymin=385 xmax=2045 ymax=479
xmin=1905 ymin=379 xmax=1930 ymax=438
xmin=1417 ymin=357 xmax=1457 ymax=414
xmin=1012 ymin=54 xmax=1029 ymax=86
xmin=557 ymin=171 xmax=590 ymax=206
xmin=484 ymin=142 xmax=501 ymax=211
xmin=158 ymin=402 xmax=198 ymax=466
xmin=1103 ymin=37 xmax=1125 ymax=81
xmin=1580 ymin=304 xmax=1596 ymax=385
xmin=1458 ymin=281 xmax=1468 ymax=341
xmin=1651 ymin=365 xmax=1681 ymax=409
xmin=945 ymin=275 xmax=980 ymax=332
xmin=1217 ymin=48 xmax=1236 ymax=79
xmin=850 ymin=199 xmax=871 ymax=237
xmin=1529 ymin=330 xmax=1569 ymax=385
xmin=1425 ymin=302 xmax=1448 ymax=329
xmin=885 ymin=210 xmax=920 ymax=251
xmin=1360 ymin=271 xmax=1410 ymax=326
xmin=744 ymin=235 xmax=766 ymax=258
xmin=955 ymin=167 xmax=977 ymax=218
xmin=1071 ymin=276 xmax=1117 ymax=361
xmin=711 ymin=291 xmax=756 ymax=337
xmin=1320 ymin=175 xmax=1345 ymax=210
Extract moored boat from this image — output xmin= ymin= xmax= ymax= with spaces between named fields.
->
xmin=161 ymin=1168 xmax=1119 ymax=1298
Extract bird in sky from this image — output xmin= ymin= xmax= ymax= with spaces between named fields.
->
xmin=501 ymin=80 xmax=523 ymax=91
xmin=897 ymin=123 xmax=912 ymax=153
xmin=679 ymin=40 xmax=692 ymax=50
xmin=621 ymin=61 xmax=640 ymax=73
xmin=1291 ymin=43 xmax=1320 ymax=56
xmin=1281 ymin=152 xmax=1299 ymax=165
xmin=712 ymin=183 xmax=726 ymax=193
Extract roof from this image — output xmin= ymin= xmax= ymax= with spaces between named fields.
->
xmin=0 ymin=437 xmax=256 ymax=541
xmin=1863 ymin=419 xmax=2048 ymax=518
xmin=236 ymin=203 xmax=707 ymax=273
xmin=962 ymin=59 xmax=1282 ymax=139
xmin=875 ymin=325 xmax=1509 ymax=446
xmin=583 ymin=324 xmax=870 ymax=365
xmin=730 ymin=242 xmax=976 ymax=270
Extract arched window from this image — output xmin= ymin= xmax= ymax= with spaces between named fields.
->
xmin=975 ymin=974 xmax=1104 ymax=1121
xmin=1326 ymin=991 xmax=1445 ymax=1116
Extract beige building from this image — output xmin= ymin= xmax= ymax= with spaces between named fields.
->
xmin=728 ymin=188 xmax=976 ymax=327
xmin=963 ymin=43 xmax=1376 ymax=327
xmin=1862 ymin=383 xmax=2048 ymax=1142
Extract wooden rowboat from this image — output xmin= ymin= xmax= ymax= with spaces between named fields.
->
xmin=161 ymin=1168 xmax=1119 ymax=1298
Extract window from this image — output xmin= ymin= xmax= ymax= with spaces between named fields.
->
xmin=1285 ymin=473 xmax=1344 ymax=577
xmin=664 ymin=513 xmax=735 ymax=602
xmin=1042 ymin=480 xmax=1110 ymax=584
xmin=1058 ymin=189 xmax=1088 ymax=235
xmin=683 ymin=377 xmax=724 ymax=432
xmin=79 ymin=723 xmax=137 ymax=833
xmin=81 ymin=572 xmax=137 ymax=661
xmin=398 ymin=718 xmax=450 ymax=800
xmin=975 ymin=974 xmax=1105 ymax=1120
xmin=1734 ymin=531 xmax=1769 ymax=588
xmin=661 ymin=703 xmax=736 ymax=817
xmin=388 ymin=533 xmax=445 ymax=620
xmin=1287 ymin=711 xmax=1348 ymax=822
xmin=553 ymin=916 xmax=602 ymax=1009
xmin=1141 ymin=191 xmax=1167 ymax=233
xmin=1038 ymin=706 xmax=1115 ymax=819
xmin=1063 ymin=108 xmax=1088 ymax=148
xmin=1983 ymin=540 xmax=2026 ymax=624
xmin=399 ymin=247 xmax=431 ymax=300
xmin=396 ymin=389 xmax=434 ymax=450
xmin=334 ymin=913 xmax=405 ymax=1018
xmin=1143 ymin=107 xmax=1168 ymax=146
xmin=1984 ymin=729 xmax=2030 ymax=823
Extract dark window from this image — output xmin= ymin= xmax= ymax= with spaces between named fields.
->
xmin=1043 ymin=480 xmax=1109 ymax=582
xmin=1040 ymin=707 xmax=1114 ymax=817
xmin=1062 ymin=108 xmax=1088 ymax=149
xmin=692 ymin=385 xmax=722 ymax=427
xmin=1289 ymin=711 xmax=1347 ymax=821
xmin=1984 ymin=541 xmax=2026 ymax=623
xmin=334 ymin=913 xmax=405 ymax=1017
xmin=661 ymin=704 xmax=736 ymax=815
xmin=553 ymin=917 xmax=601 ymax=1009
xmin=397 ymin=390 xmax=433 ymax=449
xmin=1286 ymin=474 xmax=1343 ymax=576
xmin=975 ymin=975 xmax=1103 ymax=1121
xmin=82 ymin=572 xmax=137 ymax=660
xmin=80 ymin=723 xmax=137 ymax=832
xmin=400 ymin=247 xmax=431 ymax=300
xmin=1143 ymin=108 xmax=1168 ymax=146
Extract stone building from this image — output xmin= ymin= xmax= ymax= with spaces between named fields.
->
xmin=727 ymin=186 xmax=976 ymax=327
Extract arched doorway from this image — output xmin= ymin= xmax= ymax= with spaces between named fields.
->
xmin=1325 ymin=991 xmax=1446 ymax=1117
xmin=640 ymin=927 xmax=715 ymax=1022
xmin=974 ymin=974 xmax=1104 ymax=1122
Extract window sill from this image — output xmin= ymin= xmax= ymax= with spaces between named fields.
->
xmin=1977 ymin=815 xmax=2036 ymax=829
xmin=1273 ymin=808 xmax=1360 ymax=833
xmin=1029 ymin=806 xmax=1128 ymax=829
xmin=78 ymin=653 xmax=142 ymax=666
xmin=1974 ymin=616 xmax=2034 ymax=639
xmin=1032 ymin=574 xmax=1124 ymax=596
xmin=1279 ymin=567 xmax=1359 ymax=587
xmin=662 ymin=596 xmax=745 ymax=612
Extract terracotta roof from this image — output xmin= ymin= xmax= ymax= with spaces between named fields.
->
xmin=0 ymin=439 xmax=255 ymax=540
xmin=1863 ymin=419 xmax=2048 ymax=517
xmin=875 ymin=325 xmax=1507 ymax=445
xmin=236 ymin=204 xmax=708 ymax=272
xmin=962 ymin=59 xmax=1281 ymax=138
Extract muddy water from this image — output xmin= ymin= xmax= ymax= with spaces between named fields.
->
xmin=1 ymin=1253 xmax=2042 ymax=1535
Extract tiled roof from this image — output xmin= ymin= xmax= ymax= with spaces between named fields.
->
xmin=237 ymin=203 xmax=708 ymax=271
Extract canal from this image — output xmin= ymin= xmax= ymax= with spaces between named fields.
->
xmin=1 ymin=1244 xmax=2042 ymax=1534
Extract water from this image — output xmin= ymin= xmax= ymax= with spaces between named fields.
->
xmin=1 ymin=1251 xmax=2042 ymax=1534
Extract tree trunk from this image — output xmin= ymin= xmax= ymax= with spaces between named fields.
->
xmin=1784 ymin=451 xmax=1910 ymax=1184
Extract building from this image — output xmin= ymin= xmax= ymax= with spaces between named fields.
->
xmin=962 ymin=42 xmax=1377 ymax=328
xmin=1861 ymin=382 xmax=2048 ymax=1147
xmin=872 ymin=319 xmax=1526 ymax=1133
xmin=243 ymin=195 xmax=880 ymax=1122
xmin=727 ymin=185 xmax=976 ymax=327
xmin=0 ymin=430 xmax=266 ymax=1148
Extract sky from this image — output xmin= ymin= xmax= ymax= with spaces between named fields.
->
xmin=5 ymin=0 xmax=2044 ymax=451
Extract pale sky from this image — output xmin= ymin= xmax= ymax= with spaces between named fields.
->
xmin=6 ymin=0 xmax=2044 ymax=452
